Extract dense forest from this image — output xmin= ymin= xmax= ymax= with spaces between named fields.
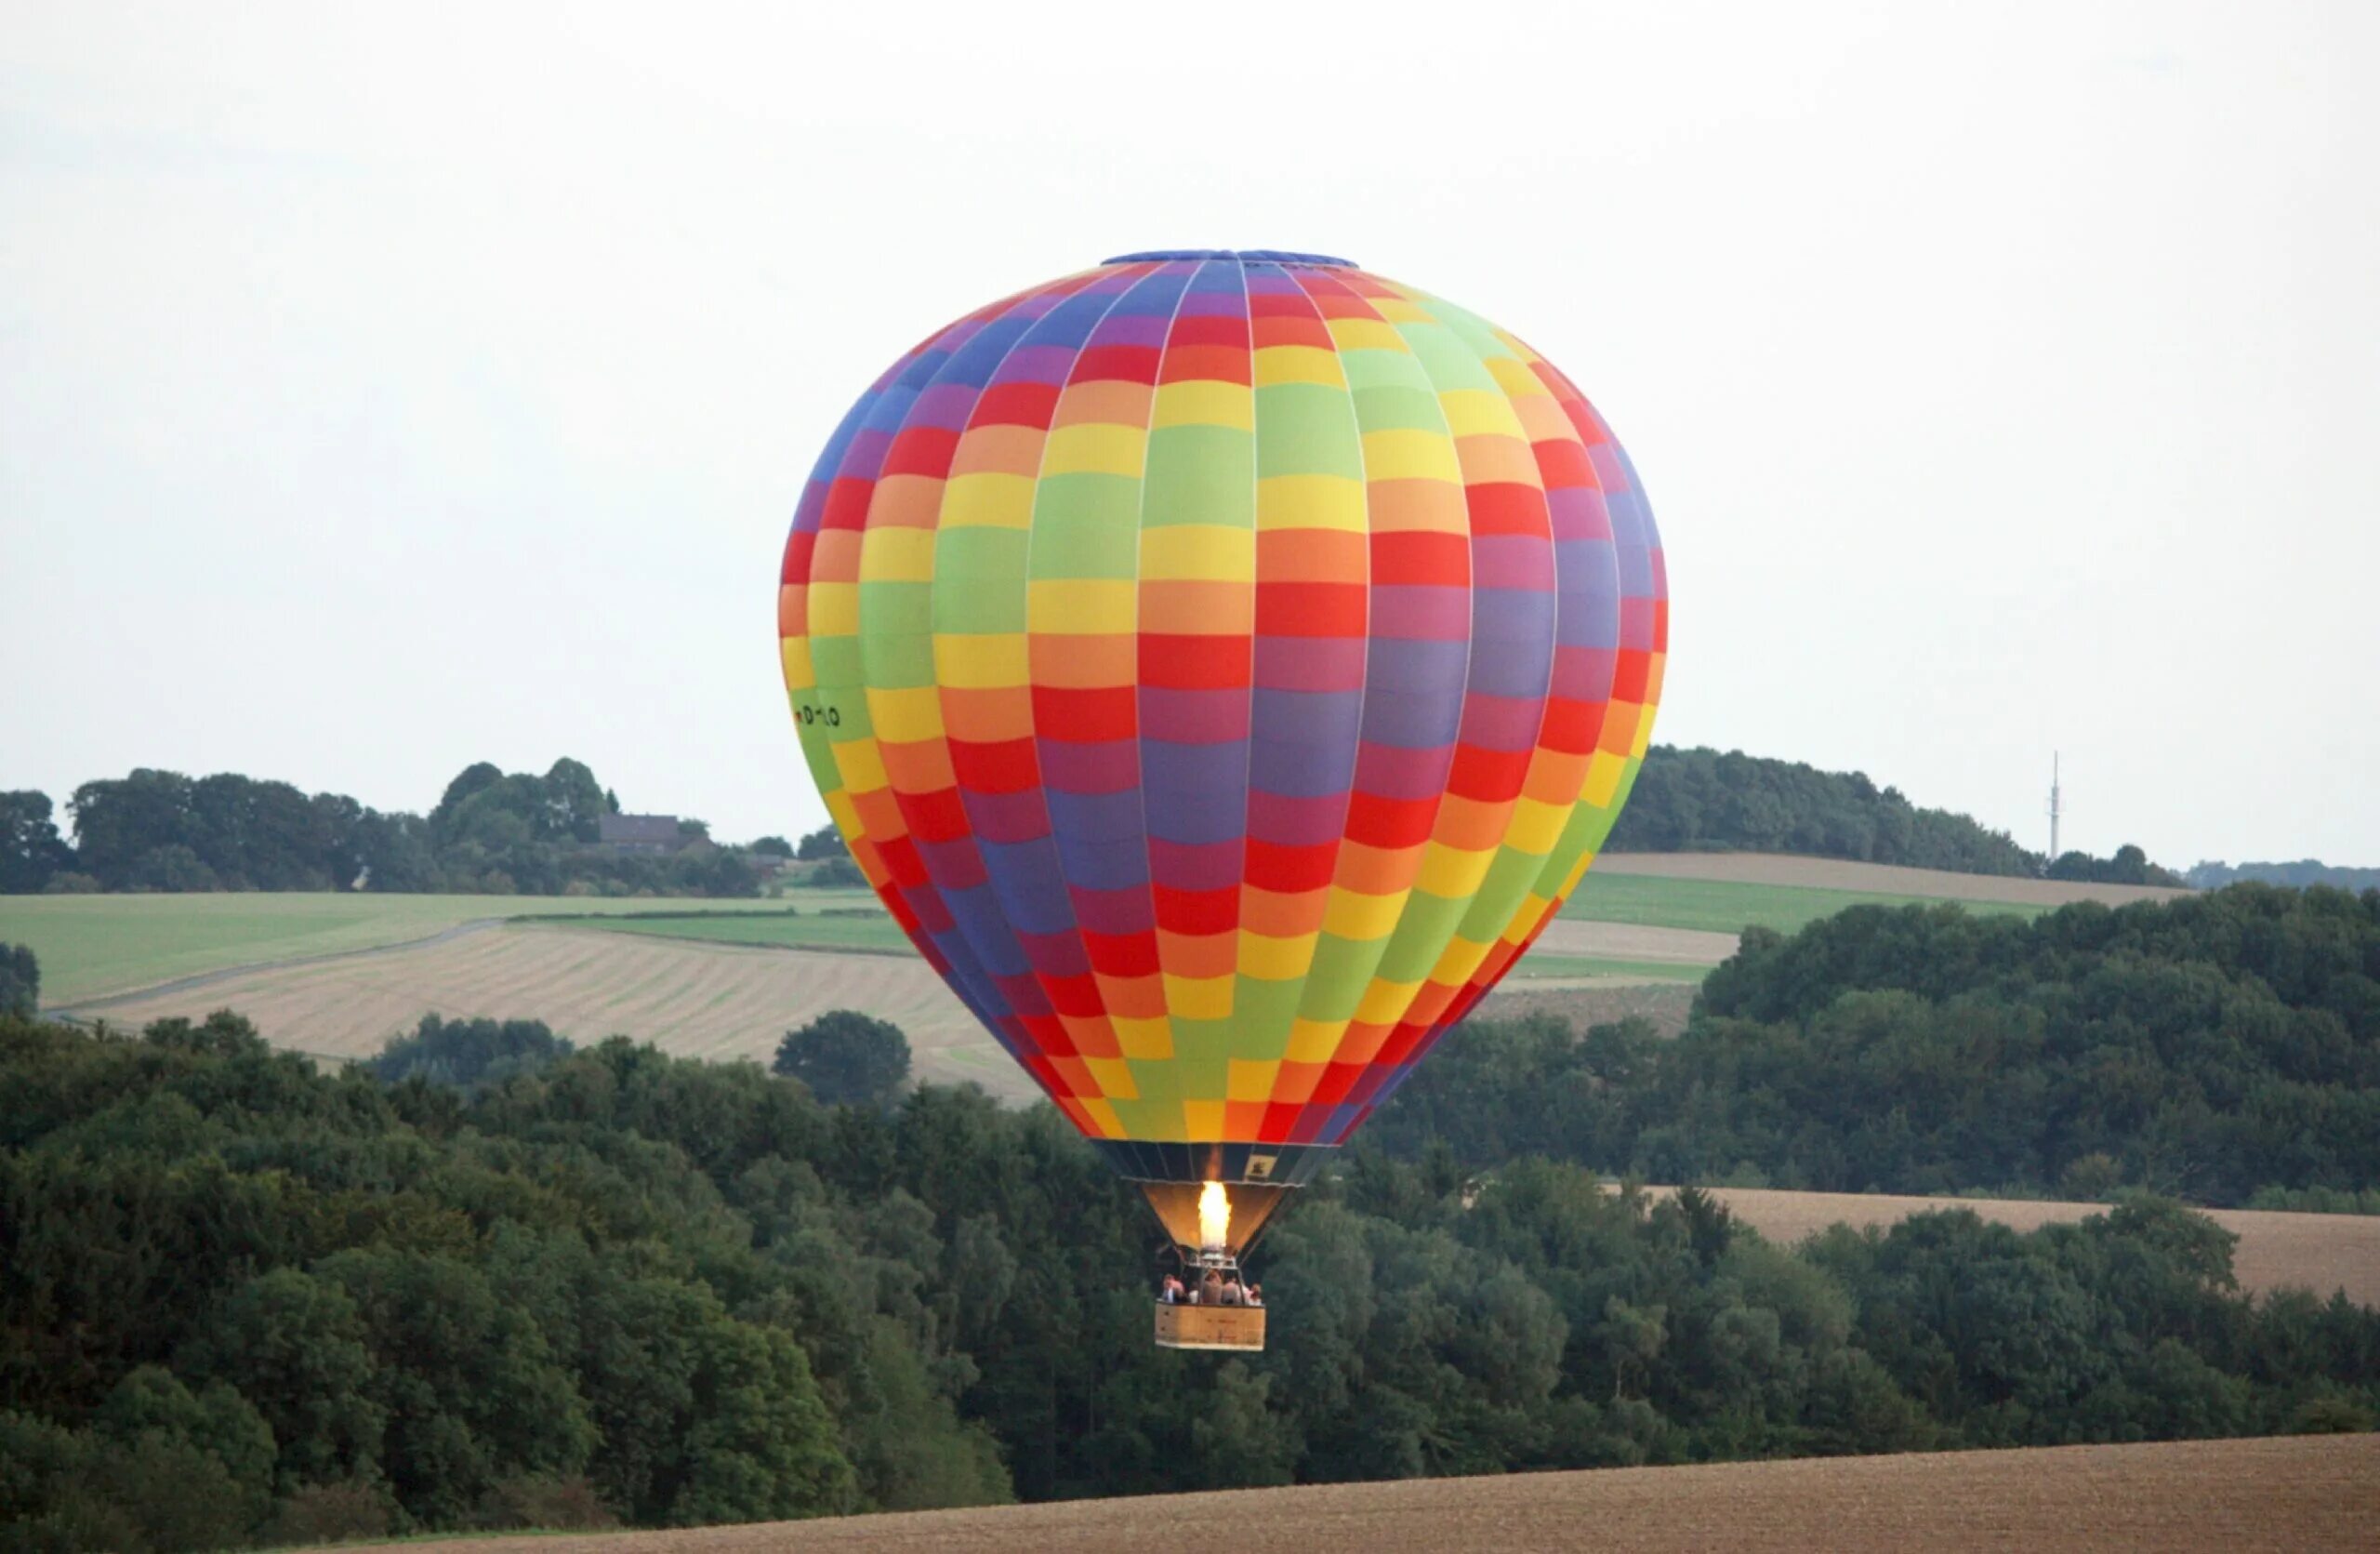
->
xmin=1375 ymin=884 xmax=2380 ymax=1205
xmin=0 ymin=763 xmax=762 ymax=898
xmin=2189 ymin=859 xmax=2380 ymax=893
xmin=1605 ymin=746 xmax=2181 ymax=883
xmin=6 ymin=912 xmax=2378 ymax=1549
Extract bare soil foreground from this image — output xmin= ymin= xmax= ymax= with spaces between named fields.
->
xmin=1646 ymin=1187 xmax=2380 ymax=1307
xmin=1595 ymin=852 xmax=2190 ymax=908
xmin=341 ymin=1436 xmax=2376 ymax=1554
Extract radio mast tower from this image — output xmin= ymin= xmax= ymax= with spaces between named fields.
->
xmin=2046 ymin=752 xmax=2063 ymax=865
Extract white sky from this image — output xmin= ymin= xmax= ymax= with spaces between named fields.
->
xmin=4 ymin=2 xmax=2374 ymax=867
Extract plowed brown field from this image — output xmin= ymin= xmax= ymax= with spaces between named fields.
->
xmin=338 ymin=1435 xmax=2377 ymax=1554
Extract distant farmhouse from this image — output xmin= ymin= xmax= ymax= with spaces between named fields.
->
xmin=598 ymin=814 xmax=693 ymax=855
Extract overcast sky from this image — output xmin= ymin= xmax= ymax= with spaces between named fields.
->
xmin=5 ymin=2 xmax=2374 ymax=868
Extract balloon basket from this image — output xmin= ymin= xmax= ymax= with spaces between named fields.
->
xmin=1156 ymin=1246 xmax=1266 ymax=1350
xmin=1155 ymin=1299 xmax=1267 ymax=1351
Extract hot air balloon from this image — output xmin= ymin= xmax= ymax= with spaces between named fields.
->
xmin=777 ymin=250 xmax=1666 ymax=1350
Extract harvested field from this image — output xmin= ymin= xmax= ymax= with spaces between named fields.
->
xmin=1527 ymin=917 xmax=1739 ymax=964
xmin=73 ymin=924 xmax=1023 ymax=1097
xmin=1595 ymin=851 xmax=2190 ymax=908
xmin=1640 ymin=1186 xmax=2380 ymax=1307
xmin=1474 ymin=979 xmax=1699 ymax=1037
xmin=337 ymin=1434 xmax=2377 ymax=1554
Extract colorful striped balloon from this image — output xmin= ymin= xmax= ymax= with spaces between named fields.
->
xmin=778 ymin=250 xmax=1666 ymax=1233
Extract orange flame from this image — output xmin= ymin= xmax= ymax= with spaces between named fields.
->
xmin=1197 ymin=1180 xmax=1231 ymax=1250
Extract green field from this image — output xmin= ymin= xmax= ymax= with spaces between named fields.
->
xmin=4 ymin=869 xmax=2032 ymax=1009
xmin=564 ymin=909 xmax=916 ymax=955
xmin=1561 ymin=871 xmax=2044 ymax=936
xmin=0 ymin=892 xmax=879 ymax=1004
xmin=575 ymin=914 xmax=1712 ymax=984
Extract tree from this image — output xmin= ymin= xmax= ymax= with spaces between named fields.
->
xmin=751 ymin=836 xmax=795 ymax=858
xmin=803 ymin=856 xmax=866 ymax=889
xmin=795 ymin=826 xmax=849 ymax=861
xmin=0 ymin=943 xmax=36 ymax=1016
xmin=430 ymin=762 xmax=505 ymax=834
xmin=543 ymin=760 xmax=608 ymax=843
xmin=774 ymin=1011 xmax=910 ymax=1107
xmin=0 ymin=791 xmax=74 ymax=893
xmin=370 ymin=1015 xmax=574 ymax=1091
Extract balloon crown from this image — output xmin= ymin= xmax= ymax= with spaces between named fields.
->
xmin=1102 ymin=248 xmax=1356 ymax=268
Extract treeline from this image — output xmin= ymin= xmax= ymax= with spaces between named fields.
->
xmin=2189 ymin=859 xmax=2380 ymax=893
xmin=6 ymin=1005 xmax=2377 ymax=1550
xmin=1606 ymin=746 xmax=2180 ymax=883
xmin=1377 ymin=884 xmax=2380 ymax=1205
xmin=0 ymin=762 xmax=761 ymax=897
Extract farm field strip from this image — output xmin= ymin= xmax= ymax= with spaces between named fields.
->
xmin=576 ymin=908 xmax=1739 ymax=974
xmin=70 ymin=925 xmax=1024 ymax=1098
xmin=1561 ymin=869 xmax=2045 ymax=936
xmin=332 ymin=1434 xmax=2377 ymax=1554
xmin=11 ymin=856 xmax=2149 ymax=1011
xmin=2 ymin=891 xmax=875 ymax=1004
xmin=1593 ymin=851 xmax=2192 ymax=907
xmin=1637 ymin=1186 xmax=2380 ymax=1308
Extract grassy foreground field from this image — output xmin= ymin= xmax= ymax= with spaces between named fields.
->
xmin=331 ymin=1435 xmax=2375 ymax=1554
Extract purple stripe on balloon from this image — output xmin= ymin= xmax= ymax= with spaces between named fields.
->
xmin=979 ymin=840 xmax=1074 ymax=932
xmin=918 ymin=836 xmax=988 ymax=887
xmin=1253 ymin=635 xmax=1365 ymax=691
xmin=908 ymin=382 xmax=985 ymax=430
xmin=1473 ymin=534 xmax=1555 ymax=591
xmin=1246 ymin=788 xmax=1355 ymax=845
xmin=1350 ymin=687 xmax=1465 ymax=750
xmin=1140 ymin=686 xmax=1250 ymax=742
xmin=1457 ymin=693 xmax=1553 ymax=751
xmin=1071 ymin=884 xmax=1155 ymax=936
xmin=1546 ymin=486 xmax=1613 ymax=540
xmin=963 ymin=787 xmax=1052 ymax=845
xmin=1046 ymin=787 xmax=1147 ymax=843
xmin=1038 ymin=738 xmax=1140 ymax=795
xmin=1368 ymin=585 xmax=1470 ymax=640
xmin=1054 ymin=834 xmax=1151 ymax=892
xmin=1150 ymin=837 xmax=1244 ymax=892
xmin=994 ymin=343 xmax=1087 ymax=384
xmin=1016 ymin=927 xmax=1093 ymax=978
xmin=1352 ymin=740 xmax=1461 ymax=801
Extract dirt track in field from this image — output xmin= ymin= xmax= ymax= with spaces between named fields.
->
xmin=78 ymin=925 xmax=1021 ymax=1096
xmin=1474 ymin=979 xmax=1700 ymax=1036
xmin=339 ymin=1435 xmax=2376 ymax=1554
xmin=1595 ymin=852 xmax=2191 ymax=907
xmin=1641 ymin=1187 xmax=2380 ymax=1307
xmin=1527 ymin=917 xmax=1740 ymax=963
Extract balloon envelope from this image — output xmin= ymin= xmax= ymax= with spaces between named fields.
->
xmin=778 ymin=250 xmax=1666 ymax=1197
